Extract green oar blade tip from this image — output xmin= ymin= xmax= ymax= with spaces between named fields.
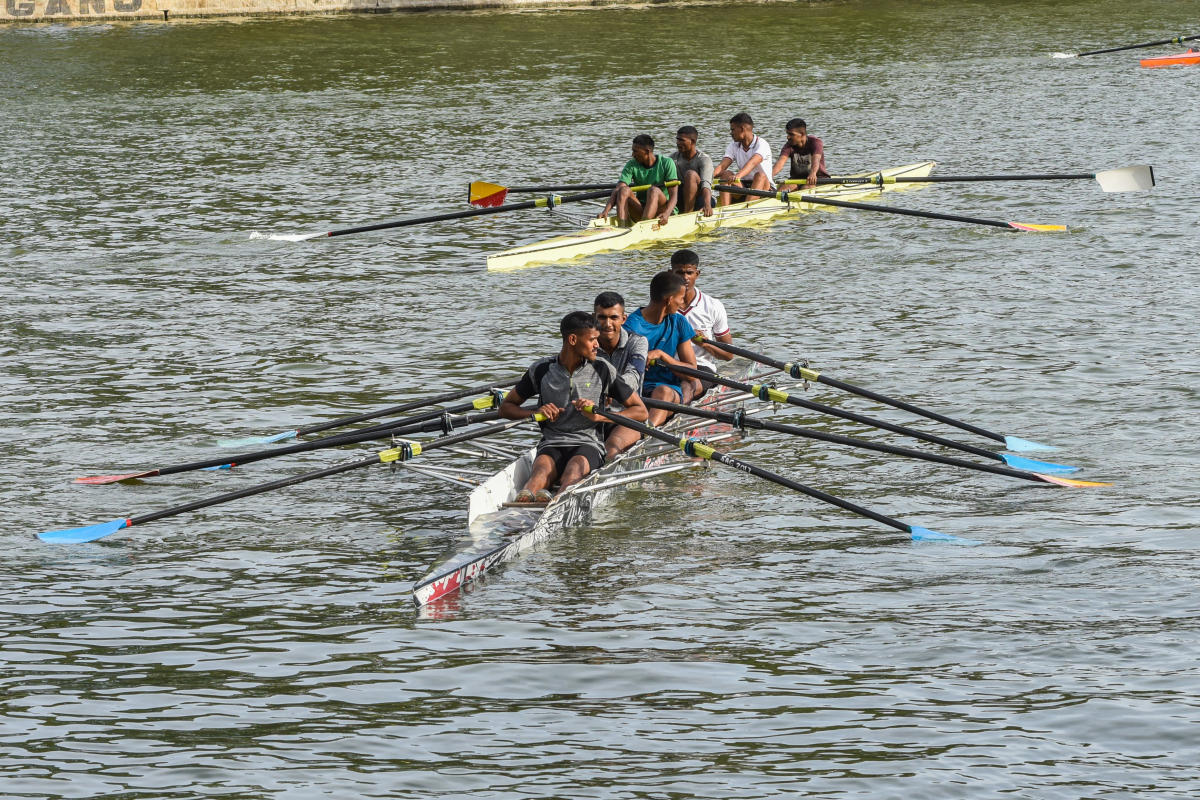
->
xmin=999 ymin=454 xmax=1080 ymax=474
xmin=910 ymin=525 xmax=982 ymax=545
xmin=217 ymin=430 xmax=298 ymax=448
xmin=38 ymin=517 xmax=130 ymax=544
xmin=1003 ymin=435 xmax=1056 ymax=452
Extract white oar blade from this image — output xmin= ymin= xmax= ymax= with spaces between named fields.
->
xmin=248 ymin=231 xmax=327 ymax=242
xmin=1095 ymin=165 xmax=1155 ymax=192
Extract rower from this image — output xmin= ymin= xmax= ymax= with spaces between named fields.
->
xmin=598 ymin=134 xmax=679 ymax=226
xmin=669 ymin=125 xmax=714 ymax=216
xmin=500 ymin=311 xmax=648 ymax=503
xmin=594 ymin=291 xmax=649 ymax=459
xmin=711 ymin=112 xmax=774 ymax=206
xmin=607 ymin=271 xmax=699 ymax=454
xmin=670 ymin=249 xmax=733 ymax=402
xmin=770 ymin=117 xmax=829 ymax=190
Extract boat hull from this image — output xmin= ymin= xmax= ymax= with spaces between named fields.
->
xmin=485 ymin=161 xmax=936 ymax=271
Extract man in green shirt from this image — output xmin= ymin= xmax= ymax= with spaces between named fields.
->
xmin=599 ymin=134 xmax=679 ymax=226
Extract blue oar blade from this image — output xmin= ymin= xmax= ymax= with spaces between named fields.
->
xmin=1003 ymin=435 xmax=1057 ymax=452
xmin=38 ymin=517 xmax=130 ymax=544
xmin=200 ymin=464 xmax=234 ymax=472
xmin=1000 ymin=453 xmax=1080 ymax=474
xmin=216 ymin=430 xmax=298 ymax=448
xmin=910 ymin=525 xmax=982 ymax=546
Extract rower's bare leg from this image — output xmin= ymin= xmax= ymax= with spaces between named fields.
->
xmin=605 ymin=425 xmax=640 ymax=460
xmin=557 ymin=454 xmax=593 ymax=492
xmin=679 ymin=170 xmax=700 ymax=212
xmin=749 ymin=171 xmax=772 ymax=192
xmin=715 ymin=169 xmax=735 ymax=206
xmin=646 ymin=384 xmax=683 ymax=427
xmin=613 ymin=184 xmax=644 ymax=223
xmin=522 ymin=454 xmax=559 ymax=495
xmin=680 ymin=376 xmax=703 ymax=404
xmin=641 ymin=186 xmax=666 ymax=221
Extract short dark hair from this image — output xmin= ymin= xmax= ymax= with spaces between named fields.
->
xmin=649 ymin=270 xmax=687 ymax=303
xmin=594 ymin=291 xmax=626 ymax=311
xmin=786 ymin=117 xmax=808 ymax=132
xmin=670 ymin=249 xmax=699 ymax=268
xmin=729 ymin=112 xmax=754 ymax=127
xmin=632 ymin=133 xmax=655 ymax=150
xmin=676 ymin=125 xmax=698 ymax=140
xmin=560 ymin=311 xmax=598 ymax=339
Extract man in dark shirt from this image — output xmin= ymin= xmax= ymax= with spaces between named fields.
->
xmin=500 ymin=311 xmax=648 ymax=502
xmin=770 ymin=117 xmax=829 ymax=190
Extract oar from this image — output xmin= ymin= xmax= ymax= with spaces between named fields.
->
xmin=1055 ymin=33 xmax=1200 ymax=57
xmin=642 ymin=398 xmax=1109 ymax=488
xmin=781 ymin=165 xmax=1155 ymax=193
xmin=217 ymin=378 xmax=518 ymax=447
xmin=651 ymin=360 xmax=1080 ymax=474
xmin=267 ymin=183 xmax=676 ymax=242
xmin=469 ymin=179 xmax=680 ymax=208
xmin=75 ymin=401 xmax=499 ymax=485
xmin=584 ymin=402 xmax=978 ymax=544
xmin=470 ymin=181 xmax=613 ymax=207
xmin=696 ymin=337 xmax=1055 ymax=452
xmin=718 ymin=184 xmax=1066 ymax=232
xmin=38 ymin=415 xmax=524 ymax=544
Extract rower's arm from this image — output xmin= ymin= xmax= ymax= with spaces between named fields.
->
xmin=702 ymin=331 xmax=735 ymax=361
xmin=770 ymin=151 xmax=789 ymax=179
xmin=498 ymin=388 xmax=532 ymax=420
xmin=733 ymin=154 xmax=763 ymax=181
xmin=618 ymin=390 xmax=649 ymax=423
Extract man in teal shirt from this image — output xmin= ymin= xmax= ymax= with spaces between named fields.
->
xmin=598 ymin=134 xmax=679 ymax=226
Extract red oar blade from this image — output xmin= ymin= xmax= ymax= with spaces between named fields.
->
xmin=468 ymin=181 xmax=509 ymax=208
xmin=74 ymin=470 xmax=160 ymax=485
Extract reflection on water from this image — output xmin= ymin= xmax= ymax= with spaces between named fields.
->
xmin=2 ymin=1 xmax=1199 ymax=797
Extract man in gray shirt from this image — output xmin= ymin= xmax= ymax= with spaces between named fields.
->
xmin=593 ymin=291 xmax=649 ymax=459
xmin=669 ymin=125 xmax=714 ymax=216
xmin=500 ymin=311 xmax=648 ymax=502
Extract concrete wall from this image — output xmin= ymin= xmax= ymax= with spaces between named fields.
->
xmin=1 ymin=0 xmax=643 ymax=23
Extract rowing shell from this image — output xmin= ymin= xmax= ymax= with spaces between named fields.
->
xmin=485 ymin=161 xmax=936 ymax=271
xmin=411 ymin=363 xmax=782 ymax=606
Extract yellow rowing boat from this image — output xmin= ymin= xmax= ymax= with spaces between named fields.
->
xmin=485 ymin=161 xmax=936 ymax=271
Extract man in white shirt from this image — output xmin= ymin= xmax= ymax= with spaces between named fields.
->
xmin=670 ymin=248 xmax=733 ymax=402
xmin=711 ymin=112 xmax=774 ymax=206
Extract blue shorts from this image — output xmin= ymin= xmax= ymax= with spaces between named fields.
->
xmin=643 ymin=380 xmax=684 ymax=401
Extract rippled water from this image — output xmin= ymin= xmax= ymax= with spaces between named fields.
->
xmin=3 ymin=1 xmax=1199 ymax=797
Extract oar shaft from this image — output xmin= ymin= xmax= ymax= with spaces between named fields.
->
xmin=697 ymin=337 xmax=1006 ymax=444
xmin=1078 ymin=33 xmax=1200 ymax=56
xmin=642 ymin=398 xmax=1048 ymax=484
xmin=591 ymin=405 xmax=911 ymax=534
xmin=295 ymin=377 xmax=519 ymax=436
xmin=503 ymin=183 xmax=615 ymax=193
xmin=801 ymin=173 xmax=1095 ymax=186
xmin=656 ymin=360 xmax=1005 ymax=462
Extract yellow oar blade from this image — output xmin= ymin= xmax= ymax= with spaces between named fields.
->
xmin=469 ymin=181 xmax=508 ymax=208
xmin=1037 ymin=474 xmax=1113 ymax=487
xmin=1009 ymin=222 xmax=1068 ymax=232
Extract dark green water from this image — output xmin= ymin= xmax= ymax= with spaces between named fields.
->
xmin=3 ymin=1 xmax=1199 ymax=797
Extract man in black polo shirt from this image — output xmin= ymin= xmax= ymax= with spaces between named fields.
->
xmin=500 ymin=311 xmax=648 ymax=503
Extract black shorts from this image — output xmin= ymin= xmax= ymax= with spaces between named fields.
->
xmin=536 ymin=444 xmax=604 ymax=476
xmin=691 ymin=365 xmax=718 ymax=399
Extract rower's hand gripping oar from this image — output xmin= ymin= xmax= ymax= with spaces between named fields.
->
xmin=650 ymin=359 xmax=1080 ymax=474
xmin=718 ymin=184 xmax=1067 ymax=232
xmin=468 ymin=180 xmax=680 ymax=208
xmin=75 ymin=396 xmax=505 ymax=485
xmin=782 ymin=165 xmax=1155 ymax=194
xmin=642 ymin=397 xmax=1109 ymax=488
xmin=1054 ymin=33 xmax=1200 ymax=57
xmin=216 ymin=377 xmax=519 ymax=447
xmin=37 ymin=415 xmax=521 ymax=544
xmin=695 ymin=336 xmax=1055 ymax=452
xmin=582 ymin=402 xmax=979 ymax=544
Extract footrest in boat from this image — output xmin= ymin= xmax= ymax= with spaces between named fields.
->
xmin=502 ymin=501 xmax=550 ymax=508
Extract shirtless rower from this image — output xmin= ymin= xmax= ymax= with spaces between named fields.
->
xmin=500 ymin=311 xmax=648 ymax=502
xmin=669 ymin=125 xmax=714 ymax=216
xmin=670 ymin=249 xmax=733 ymax=402
xmin=711 ymin=112 xmax=774 ymax=206
xmin=770 ymin=117 xmax=829 ymax=190
xmin=598 ymin=134 xmax=679 ymax=226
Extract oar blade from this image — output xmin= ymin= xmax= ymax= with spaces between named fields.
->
xmin=469 ymin=181 xmax=508 ymax=208
xmin=249 ymin=231 xmax=328 ymax=242
xmin=74 ymin=470 xmax=158 ymax=485
xmin=909 ymin=525 xmax=982 ymax=545
xmin=1009 ymin=222 xmax=1068 ymax=232
xmin=1095 ymin=165 xmax=1155 ymax=192
xmin=1000 ymin=454 xmax=1080 ymax=474
xmin=38 ymin=517 xmax=130 ymax=544
xmin=217 ymin=430 xmax=298 ymax=448
xmin=1036 ymin=474 xmax=1113 ymax=487
xmin=1003 ymin=435 xmax=1057 ymax=452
